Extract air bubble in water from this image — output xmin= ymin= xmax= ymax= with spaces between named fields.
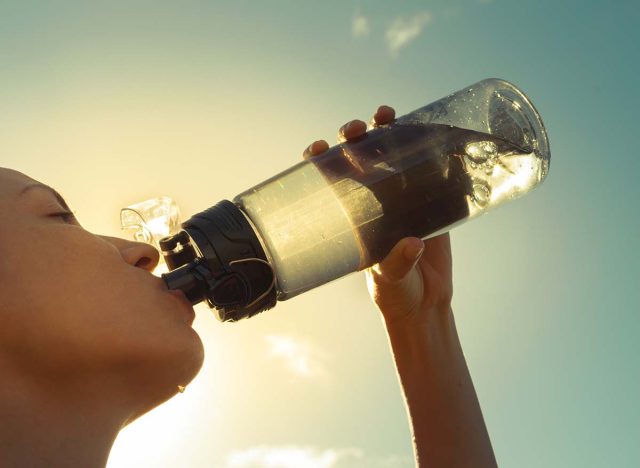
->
xmin=465 ymin=140 xmax=498 ymax=163
xmin=471 ymin=179 xmax=491 ymax=208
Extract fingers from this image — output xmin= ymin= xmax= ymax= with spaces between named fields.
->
xmin=372 ymin=105 xmax=395 ymax=127
xmin=303 ymin=105 xmax=395 ymax=159
xmin=302 ymin=140 xmax=330 ymax=160
xmin=337 ymin=119 xmax=367 ymax=143
xmin=423 ymin=232 xmax=452 ymax=277
xmin=371 ymin=237 xmax=424 ymax=284
xmin=337 ymin=105 xmax=395 ymax=143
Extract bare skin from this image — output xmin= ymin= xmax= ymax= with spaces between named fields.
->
xmin=305 ymin=106 xmax=497 ymax=468
xmin=0 ymin=169 xmax=204 ymax=467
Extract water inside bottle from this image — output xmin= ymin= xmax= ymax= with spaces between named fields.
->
xmin=236 ymin=123 xmax=547 ymax=299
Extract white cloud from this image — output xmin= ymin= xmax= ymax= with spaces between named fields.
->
xmin=265 ymin=335 xmax=329 ymax=379
xmin=223 ymin=445 xmax=363 ymax=468
xmin=222 ymin=446 xmax=414 ymax=468
xmin=352 ymin=14 xmax=370 ymax=38
xmin=385 ymin=12 xmax=432 ymax=57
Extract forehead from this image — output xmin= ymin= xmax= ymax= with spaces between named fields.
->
xmin=0 ymin=168 xmax=39 ymax=199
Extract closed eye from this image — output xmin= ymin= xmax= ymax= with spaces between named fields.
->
xmin=49 ymin=211 xmax=78 ymax=224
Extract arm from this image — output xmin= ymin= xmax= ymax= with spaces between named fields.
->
xmin=306 ymin=106 xmax=497 ymax=467
xmin=367 ymin=231 xmax=496 ymax=468
xmin=384 ymin=305 xmax=495 ymax=467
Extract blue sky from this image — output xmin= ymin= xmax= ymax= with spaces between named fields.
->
xmin=1 ymin=1 xmax=638 ymax=467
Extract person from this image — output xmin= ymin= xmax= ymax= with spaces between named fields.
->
xmin=0 ymin=106 xmax=496 ymax=467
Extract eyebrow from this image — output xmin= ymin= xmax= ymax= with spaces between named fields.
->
xmin=20 ymin=183 xmax=72 ymax=211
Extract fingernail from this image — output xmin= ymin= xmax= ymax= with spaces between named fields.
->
xmin=403 ymin=239 xmax=424 ymax=261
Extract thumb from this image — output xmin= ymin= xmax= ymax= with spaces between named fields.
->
xmin=371 ymin=237 xmax=424 ymax=283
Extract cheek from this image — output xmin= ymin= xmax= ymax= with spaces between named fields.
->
xmin=0 ymin=227 xmax=122 ymax=361
xmin=13 ymin=227 xmax=120 ymax=312
xmin=3 ymin=226 xmax=137 ymax=354
xmin=0 ymin=223 xmax=203 ymax=381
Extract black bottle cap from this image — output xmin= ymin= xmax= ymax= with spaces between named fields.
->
xmin=167 ymin=200 xmax=277 ymax=321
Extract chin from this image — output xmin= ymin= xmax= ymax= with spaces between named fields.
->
xmin=125 ymin=332 xmax=204 ymax=424
xmin=121 ymin=328 xmax=205 ymax=420
xmin=160 ymin=327 xmax=205 ymax=386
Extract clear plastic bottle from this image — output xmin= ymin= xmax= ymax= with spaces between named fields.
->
xmin=234 ymin=78 xmax=550 ymax=301
xmin=124 ymin=78 xmax=550 ymax=321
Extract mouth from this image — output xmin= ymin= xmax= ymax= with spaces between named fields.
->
xmin=166 ymin=288 xmax=197 ymax=325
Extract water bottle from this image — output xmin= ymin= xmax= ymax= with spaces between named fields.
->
xmin=121 ymin=78 xmax=550 ymax=321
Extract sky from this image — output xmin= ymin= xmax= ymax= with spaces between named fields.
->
xmin=1 ymin=0 xmax=639 ymax=467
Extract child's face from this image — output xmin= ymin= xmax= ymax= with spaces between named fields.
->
xmin=0 ymin=168 xmax=204 ymax=415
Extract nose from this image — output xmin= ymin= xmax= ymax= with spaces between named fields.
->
xmin=101 ymin=236 xmax=160 ymax=272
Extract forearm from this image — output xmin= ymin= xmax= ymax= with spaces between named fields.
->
xmin=385 ymin=308 xmax=496 ymax=468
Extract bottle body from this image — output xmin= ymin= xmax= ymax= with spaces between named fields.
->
xmin=146 ymin=78 xmax=550 ymax=321
xmin=235 ymin=79 xmax=549 ymax=301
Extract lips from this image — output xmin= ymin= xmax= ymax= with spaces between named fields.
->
xmin=166 ymin=288 xmax=196 ymax=324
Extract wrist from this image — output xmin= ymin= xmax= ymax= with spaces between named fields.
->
xmin=383 ymin=304 xmax=453 ymax=333
xmin=383 ymin=305 xmax=460 ymax=361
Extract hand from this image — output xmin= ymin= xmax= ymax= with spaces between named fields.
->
xmin=303 ymin=106 xmax=453 ymax=326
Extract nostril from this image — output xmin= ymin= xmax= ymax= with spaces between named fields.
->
xmin=135 ymin=257 xmax=154 ymax=269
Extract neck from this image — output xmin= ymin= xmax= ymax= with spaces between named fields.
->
xmin=0 ymin=364 xmax=131 ymax=468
